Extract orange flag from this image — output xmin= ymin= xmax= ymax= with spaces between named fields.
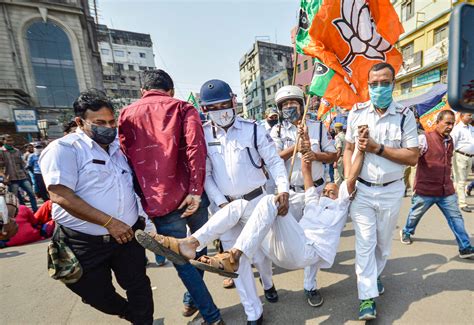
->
xmin=302 ymin=0 xmax=404 ymax=110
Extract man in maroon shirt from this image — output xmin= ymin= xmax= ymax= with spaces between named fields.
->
xmin=119 ymin=70 xmax=223 ymax=324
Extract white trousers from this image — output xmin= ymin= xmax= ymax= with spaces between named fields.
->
xmin=350 ymin=180 xmax=405 ymax=300
xmin=193 ymin=194 xmax=272 ymax=321
xmin=288 ymin=189 xmax=324 ymax=291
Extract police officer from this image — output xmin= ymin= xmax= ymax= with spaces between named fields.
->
xmin=334 ymin=122 xmax=346 ymax=185
xmin=344 ymin=63 xmax=419 ymax=320
xmin=269 ymin=85 xmax=336 ymax=307
xmin=262 ymin=107 xmax=279 ymax=132
xmin=201 ymin=79 xmax=289 ymax=324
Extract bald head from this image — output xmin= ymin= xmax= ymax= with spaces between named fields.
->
xmin=322 ymin=183 xmax=339 ymax=199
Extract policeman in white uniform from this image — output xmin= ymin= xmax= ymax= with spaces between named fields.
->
xmin=200 ymin=80 xmax=290 ymax=324
xmin=261 ymin=107 xmax=280 ymax=194
xmin=344 ymin=63 xmax=419 ymax=320
xmin=270 ymin=85 xmax=336 ymax=307
xmin=451 ymin=113 xmax=474 ymax=212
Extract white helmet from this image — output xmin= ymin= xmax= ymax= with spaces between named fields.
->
xmin=275 ymin=85 xmax=304 ymax=109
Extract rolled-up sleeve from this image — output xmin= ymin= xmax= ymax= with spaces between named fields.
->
xmin=39 ymin=142 xmax=78 ymax=191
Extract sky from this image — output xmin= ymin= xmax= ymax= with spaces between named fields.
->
xmin=99 ymin=0 xmax=300 ymax=100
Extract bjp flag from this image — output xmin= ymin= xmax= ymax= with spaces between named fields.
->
xmin=296 ymin=0 xmax=404 ymax=110
xmin=419 ymin=101 xmax=452 ymax=132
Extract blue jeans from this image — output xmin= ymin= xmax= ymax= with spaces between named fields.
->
xmin=152 ymin=201 xmax=220 ymax=323
xmin=403 ymin=194 xmax=472 ymax=250
xmin=468 ymin=181 xmax=474 ymax=191
xmin=9 ymin=179 xmax=38 ymax=212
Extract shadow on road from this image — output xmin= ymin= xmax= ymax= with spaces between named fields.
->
xmin=0 ymin=250 xmax=25 ymax=258
xmin=222 ymin=251 xmax=473 ymax=324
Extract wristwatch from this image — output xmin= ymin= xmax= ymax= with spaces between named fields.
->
xmin=376 ymin=144 xmax=385 ymax=156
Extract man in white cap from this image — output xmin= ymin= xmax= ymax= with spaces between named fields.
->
xmin=270 ymin=85 xmax=337 ymax=307
xmin=262 ymin=107 xmax=280 ymax=132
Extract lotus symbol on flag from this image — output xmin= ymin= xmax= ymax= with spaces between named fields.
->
xmin=333 ymin=0 xmax=392 ymax=70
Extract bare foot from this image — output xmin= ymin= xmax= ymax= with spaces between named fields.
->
xmin=178 ymin=237 xmax=199 ymax=260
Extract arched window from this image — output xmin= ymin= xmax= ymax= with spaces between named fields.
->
xmin=26 ymin=21 xmax=79 ymax=108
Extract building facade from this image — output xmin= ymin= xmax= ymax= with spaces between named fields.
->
xmin=97 ymin=25 xmax=155 ymax=104
xmin=262 ymin=69 xmax=292 ymax=111
xmin=393 ymin=0 xmax=471 ymax=101
xmin=0 ymin=0 xmax=103 ymax=139
xmin=239 ymin=41 xmax=293 ymax=120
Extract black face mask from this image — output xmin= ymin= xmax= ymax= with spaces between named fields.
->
xmin=83 ymin=120 xmax=117 ymax=145
xmin=267 ymin=119 xmax=278 ymax=127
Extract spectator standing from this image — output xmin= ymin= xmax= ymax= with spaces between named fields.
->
xmin=27 ymin=143 xmax=49 ymax=201
xmin=40 ymin=90 xmax=153 ymax=323
xmin=0 ymin=135 xmax=38 ymax=212
xmin=333 ymin=122 xmax=345 ymax=185
xmin=119 ymin=70 xmax=223 ymax=324
xmin=400 ymin=110 xmax=473 ymax=258
xmin=451 ymin=113 xmax=473 ymax=212
xmin=344 ymin=63 xmax=419 ymax=320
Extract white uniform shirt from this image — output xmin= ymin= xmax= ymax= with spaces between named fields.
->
xmin=451 ymin=122 xmax=474 ymax=155
xmin=39 ymin=129 xmax=138 ymax=235
xmin=204 ymin=117 xmax=289 ymax=207
xmin=299 ymin=182 xmax=350 ymax=268
xmin=270 ymin=119 xmax=336 ymax=186
xmin=346 ymin=100 xmax=418 ymax=184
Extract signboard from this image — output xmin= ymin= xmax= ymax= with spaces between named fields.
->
xmin=13 ymin=109 xmax=39 ymax=133
xmin=413 ymin=69 xmax=440 ymax=88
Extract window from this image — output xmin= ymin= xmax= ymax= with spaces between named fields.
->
xmin=434 ymin=24 xmax=448 ymax=45
xmin=120 ymin=77 xmax=126 ymax=83
xmin=139 ymin=52 xmax=146 ymax=58
xmin=130 ymin=76 xmax=137 ymax=81
xmin=114 ymin=50 xmax=125 ymax=57
xmin=131 ymin=90 xmax=139 ymax=98
xmin=401 ymin=80 xmax=412 ymax=95
xmin=114 ymin=63 xmax=124 ymax=71
xmin=101 ymin=48 xmax=110 ymax=55
xmin=277 ymin=53 xmax=282 ymax=62
xmin=297 ymin=64 xmax=301 ymax=73
xmin=304 ymin=60 xmax=308 ymax=70
xmin=139 ymin=66 xmax=147 ymax=71
xmin=148 ymin=67 xmax=154 ymax=70
xmin=267 ymin=88 xmax=271 ymax=96
xmin=273 ymin=85 xmax=277 ymax=93
xmin=107 ymin=62 xmax=113 ymax=67
xmin=401 ymin=43 xmax=414 ymax=60
xmin=402 ymin=0 xmax=414 ymax=22
xmin=26 ymin=21 xmax=79 ymax=107
xmin=128 ymin=65 xmax=135 ymax=71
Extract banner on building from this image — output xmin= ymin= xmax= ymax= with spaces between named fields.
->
xmin=297 ymin=0 xmax=404 ymax=111
xmin=13 ymin=109 xmax=39 ymax=133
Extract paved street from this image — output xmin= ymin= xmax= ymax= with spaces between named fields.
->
xmin=1 ymin=194 xmax=473 ymax=325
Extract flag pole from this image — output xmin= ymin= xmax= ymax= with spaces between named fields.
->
xmin=288 ymin=93 xmax=311 ymax=182
xmin=291 ymin=46 xmax=298 ymax=85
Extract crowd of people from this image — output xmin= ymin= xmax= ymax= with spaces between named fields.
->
xmin=1 ymin=63 xmax=473 ymax=325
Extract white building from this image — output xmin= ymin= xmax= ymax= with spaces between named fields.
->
xmin=97 ymin=25 xmax=155 ymax=103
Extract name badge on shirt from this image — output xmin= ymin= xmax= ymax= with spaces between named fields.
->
xmin=208 ymin=141 xmax=221 ymax=146
xmin=92 ymin=159 xmax=106 ymax=165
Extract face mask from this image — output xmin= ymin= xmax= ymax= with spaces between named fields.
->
xmin=369 ymin=84 xmax=393 ymax=109
xmin=208 ymin=108 xmax=235 ymax=127
xmin=267 ymin=119 xmax=278 ymax=127
xmin=308 ymin=112 xmax=317 ymax=120
xmin=34 ymin=148 xmax=43 ymax=155
xmin=83 ymin=120 xmax=117 ymax=145
xmin=282 ymin=106 xmax=300 ymax=122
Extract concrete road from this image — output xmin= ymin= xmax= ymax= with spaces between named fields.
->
xmin=1 ymin=195 xmax=473 ymax=325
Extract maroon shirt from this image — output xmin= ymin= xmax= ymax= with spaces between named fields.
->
xmin=414 ymin=131 xmax=455 ymax=197
xmin=119 ymin=90 xmax=206 ymax=217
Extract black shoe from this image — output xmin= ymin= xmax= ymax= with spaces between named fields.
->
xmin=264 ymin=284 xmax=279 ymax=303
xmin=304 ymin=289 xmax=324 ymax=307
xmin=460 ymin=206 xmax=472 ymax=213
xmin=400 ymin=230 xmax=413 ymax=245
xmin=459 ymin=246 xmax=474 ymax=259
xmin=247 ymin=314 xmax=263 ymax=325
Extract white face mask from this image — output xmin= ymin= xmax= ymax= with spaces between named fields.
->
xmin=208 ymin=108 xmax=235 ymax=127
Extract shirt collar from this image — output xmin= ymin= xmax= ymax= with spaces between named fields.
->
xmin=368 ymin=100 xmax=397 ymax=116
xmin=141 ymin=89 xmax=171 ymax=99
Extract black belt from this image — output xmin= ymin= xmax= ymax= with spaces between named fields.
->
xmin=290 ymin=178 xmax=325 ymax=191
xmin=455 ymin=150 xmax=473 ymax=158
xmin=225 ymin=187 xmax=263 ymax=202
xmin=357 ymin=177 xmax=401 ymax=187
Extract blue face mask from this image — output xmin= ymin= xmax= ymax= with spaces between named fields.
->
xmin=369 ymin=84 xmax=393 ymax=109
xmin=282 ymin=107 xmax=300 ymax=123
xmin=307 ymin=112 xmax=317 ymax=120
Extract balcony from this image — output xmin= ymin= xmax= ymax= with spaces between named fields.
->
xmin=424 ymin=38 xmax=448 ymax=66
xmin=398 ymin=51 xmax=423 ymax=76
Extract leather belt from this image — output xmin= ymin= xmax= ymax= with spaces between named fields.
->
xmin=225 ymin=187 xmax=264 ymax=202
xmin=357 ymin=177 xmax=401 ymax=187
xmin=455 ymin=150 xmax=474 ymax=158
xmin=290 ymin=178 xmax=325 ymax=192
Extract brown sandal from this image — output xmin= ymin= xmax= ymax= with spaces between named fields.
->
xmin=135 ymin=230 xmax=187 ymax=265
xmin=190 ymin=252 xmax=239 ymax=278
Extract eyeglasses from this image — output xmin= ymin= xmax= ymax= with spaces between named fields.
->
xmin=368 ymin=81 xmax=393 ymax=88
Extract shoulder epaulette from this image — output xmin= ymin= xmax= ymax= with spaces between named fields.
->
xmin=57 ymin=133 xmax=80 ymax=147
xmin=355 ymin=100 xmax=371 ymax=110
